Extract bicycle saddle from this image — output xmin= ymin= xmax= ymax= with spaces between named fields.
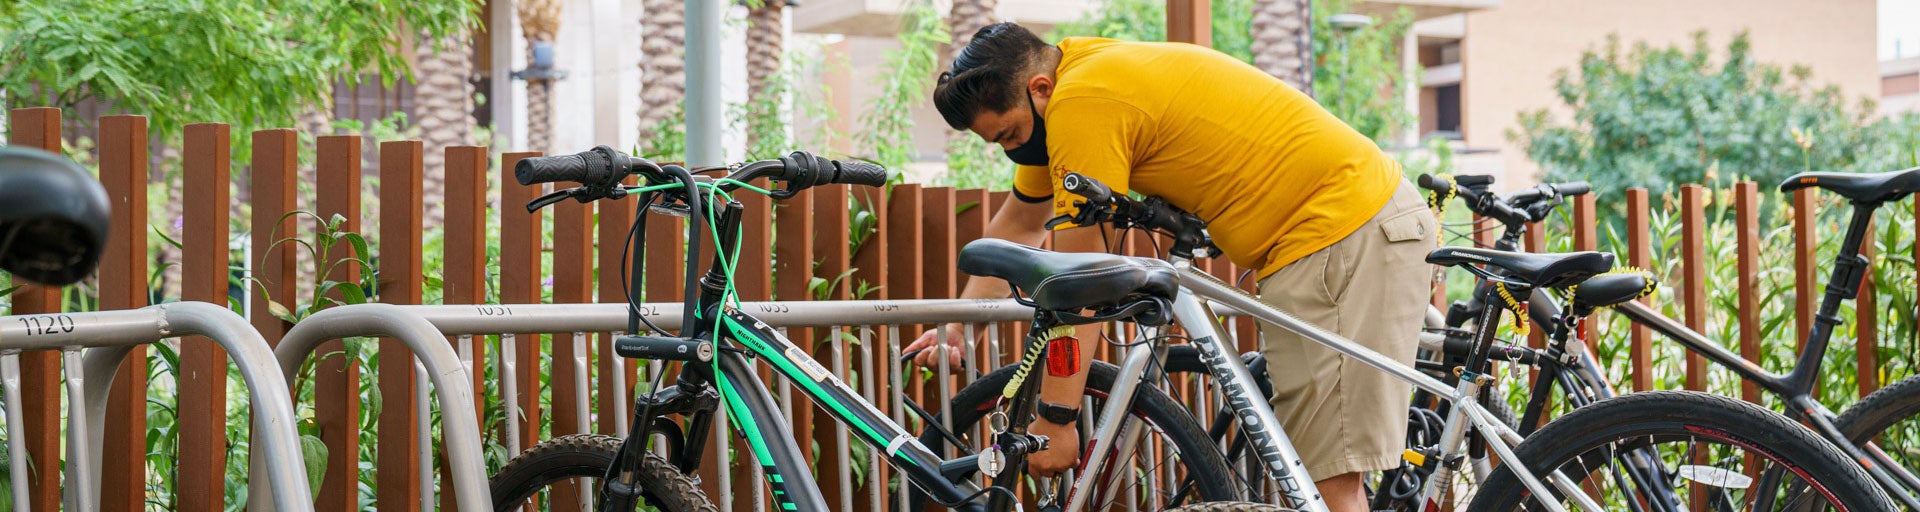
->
xmin=0 ymin=146 xmax=111 ymax=285
xmin=1426 ymin=247 xmax=1612 ymax=290
xmin=1568 ymin=270 xmax=1658 ymax=314
xmin=957 ymin=238 xmax=1178 ymax=312
xmin=1780 ymin=166 xmax=1920 ymax=204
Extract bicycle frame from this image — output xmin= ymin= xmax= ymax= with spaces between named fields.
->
xmin=1483 ymin=198 xmax=1920 ymax=509
xmin=1053 ymin=257 xmax=1588 ymax=512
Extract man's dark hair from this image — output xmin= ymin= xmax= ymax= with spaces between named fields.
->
xmin=932 ymin=23 xmax=1052 ymax=131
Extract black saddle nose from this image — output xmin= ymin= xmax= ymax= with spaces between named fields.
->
xmin=957 ymin=238 xmax=1178 ymax=312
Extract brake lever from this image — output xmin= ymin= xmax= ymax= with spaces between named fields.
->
xmin=525 ymin=188 xmax=574 ymax=212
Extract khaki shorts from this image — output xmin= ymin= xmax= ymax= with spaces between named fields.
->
xmin=1256 ymin=180 xmax=1435 ymax=479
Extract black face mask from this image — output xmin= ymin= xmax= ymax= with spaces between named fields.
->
xmin=1003 ymin=92 xmax=1049 ymax=166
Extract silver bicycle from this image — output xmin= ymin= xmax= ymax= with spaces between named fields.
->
xmin=914 ymin=173 xmax=1893 ymax=512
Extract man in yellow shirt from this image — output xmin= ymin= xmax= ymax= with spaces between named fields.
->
xmin=905 ymin=23 xmax=1434 ymax=511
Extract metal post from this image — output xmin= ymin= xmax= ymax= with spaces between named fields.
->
xmin=491 ymin=0 xmax=516 ymax=149
xmin=0 ymin=353 xmax=25 ymax=512
xmin=685 ymin=0 xmax=724 ymax=166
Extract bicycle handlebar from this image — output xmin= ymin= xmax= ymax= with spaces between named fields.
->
xmin=1056 ymin=172 xmax=1216 ymax=259
xmin=1418 ymin=173 xmax=1589 ymax=228
xmin=518 ymin=147 xmax=889 ymax=212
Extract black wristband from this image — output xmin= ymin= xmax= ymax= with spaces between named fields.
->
xmin=1037 ymin=401 xmax=1080 ymax=425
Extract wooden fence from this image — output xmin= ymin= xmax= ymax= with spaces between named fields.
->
xmin=0 ymin=106 xmax=1906 ymax=510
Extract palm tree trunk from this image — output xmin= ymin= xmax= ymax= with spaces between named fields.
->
xmin=1251 ymin=0 xmax=1312 ymax=94
xmin=519 ymin=0 xmax=563 ymax=154
xmin=412 ymin=32 xmax=476 ymax=228
xmin=942 ymin=0 xmax=998 ymax=66
xmin=637 ymin=0 xmax=686 ymax=150
xmin=744 ymin=0 xmax=784 ymax=154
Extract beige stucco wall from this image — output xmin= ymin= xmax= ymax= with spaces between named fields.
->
xmin=1460 ymin=0 xmax=1880 ymax=187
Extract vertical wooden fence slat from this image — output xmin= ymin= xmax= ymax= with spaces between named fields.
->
xmin=8 ymin=107 xmax=63 ymax=512
xmin=551 ymin=192 xmax=595 ymax=509
xmin=1735 ymin=182 xmax=1762 ymax=404
xmin=772 ymin=187 xmax=814 ymax=459
xmin=98 ymin=115 xmax=150 ymax=512
xmin=1680 ymin=184 xmax=1707 ymax=394
xmin=376 ymin=140 xmax=425 ymax=511
xmin=924 ymin=187 xmax=958 ymax=300
xmin=736 ymin=180 xmax=776 ymax=512
xmin=851 ymin=184 xmax=889 ymax=512
xmin=813 ymin=184 xmax=853 ymax=510
xmin=955 ymin=188 xmax=990 ymax=364
xmin=885 ymin=185 xmax=927 ymax=445
xmin=440 ymin=146 xmax=487 ymax=512
xmin=500 ymin=152 xmax=544 ymax=454
xmin=1571 ymin=194 xmax=1597 ymax=344
xmin=1794 ymin=189 xmax=1817 ymax=356
xmin=1523 ymin=222 xmax=1545 ymax=385
xmin=250 ymin=130 xmax=299 ymax=345
xmin=1471 ymin=214 xmax=1498 ymax=247
xmin=1625 ymin=188 xmax=1653 ymax=392
xmin=443 ymin=146 xmax=490 ymax=426
xmin=597 ymin=176 xmax=639 ymax=435
xmin=1857 ymin=217 xmax=1879 ymax=398
xmin=314 ymin=135 xmax=364 ymax=512
xmin=179 ymin=123 xmax=231 ymax=511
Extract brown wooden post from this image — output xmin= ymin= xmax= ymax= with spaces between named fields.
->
xmin=98 ymin=115 xmax=150 ymax=511
xmin=771 ymin=186 xmax=814 ymax=456
xmin=8 ymin=107 xmax=63 ymax=512
xmin=813 ymin=184 xmax=852 ymax=509
xmin=500 ymin=152 xmax=544 ymax=454
xmin=1523 ymin=222 xmax=1546 ymax=385
xmin=1794 ymin=189 xmax=1817 ymax=356
xmin=1571 ymin=194 xmax=1598 ymax=344
xmin=1680 ymin=185 xmax=1707 ymax=393
xmin=376 ymin=140 xmax=425 ymax=511
xmin=439 ymin=144 xmax=487 ymax=512
xmin=250 ymin=130 xmax=300 ymax=347
xmin=1735 ymin=183 xmax=1762 ymax=403
xmin=596 ymin=176 xmax=639 ymax=435
xmin=1167 ymin=0 xmax=1212 ymax=47
xmin=1625 ymin=188 xmax=1653 ymax=391
xmin=1472 ymin=214 xmax=1498 ymax=248
xmin=314 ymin=135 xmax=364 ymax=512
xmin=443 ymin=146 xmax=490 ymax=426
xmin=955 ymin=188 xmax=991 ymax=362
xmin=886 ymin=185 xmax=928 ymax=426
xmin=850 ymin=183 xmax=889 ymax=512
xmin=1857 ymin=218 xmax=1879 ymax=398
xmin=550 ymin=188 xmax=595 ymax=508
xmin=179 ymin=123 xmax=231 ymax=510
xmin=924 ymin=188 xmax=958 ymax=299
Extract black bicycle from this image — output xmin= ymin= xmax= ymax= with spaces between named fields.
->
xmin=1421 ymin=168 xmax=1920 ymax=509
xmin=483 ymin=146 xmax=1267 ymax=512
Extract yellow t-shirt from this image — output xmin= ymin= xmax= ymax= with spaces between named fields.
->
xmin=1014 ymin=37 xmax=1400 ymax=279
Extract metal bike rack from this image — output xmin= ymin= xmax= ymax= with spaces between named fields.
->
xmin=257 ymin=298 xmax=1257 ymax=511
xmin=0 ymin=301 xmax=313 ymax=512
xmin=254 ymin=302 xmax=489 ymax=512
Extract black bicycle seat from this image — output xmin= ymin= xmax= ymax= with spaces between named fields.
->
xmin=957 ymin=238 xmax=1178 ymax=312
xmin=1426 ymin=247 xmax=1613 ymax=290
xmin=0 ymin=146 xmax=111 ymax=285
xmin=1570 ymin=271 xmax=1658 ymax=314
xmin=1780 ymin=166 xmax=1920 ymax=204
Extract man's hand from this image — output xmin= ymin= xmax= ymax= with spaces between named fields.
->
xmin=1026 ymin=420 xmax=1081 ymax=477
xmin=904 ymin=323 xmax=969 ymax=368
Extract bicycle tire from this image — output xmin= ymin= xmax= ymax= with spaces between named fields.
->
xmin=489 ymin=433 xmax=718 ymax=512
xmin=910 ymin=360 xmax=1242 ymax=510
xmin=1469 ymin=391 xmax=1894 ymax=511
xmin=1833 ymin=373 xmax=1920 ymax=501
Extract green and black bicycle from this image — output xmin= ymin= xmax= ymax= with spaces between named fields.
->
xmin=483 ymin=146 xmax=1267 ymax=512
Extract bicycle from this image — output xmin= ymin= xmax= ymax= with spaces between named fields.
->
xmin=923 ymin=172 xmax=1893 ymax=511
xmin=482 ymin=146 xmax=1266 ymax=512
xmin=1418 ymin=167 xmax=1920 ymax=509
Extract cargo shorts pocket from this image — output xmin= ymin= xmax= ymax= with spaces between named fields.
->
xmin=1378 ymin=207 xmax=1432 ymax=244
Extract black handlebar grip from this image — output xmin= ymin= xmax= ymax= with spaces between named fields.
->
xmin=829 ymin=160 xmax=890 ymax=187
xmin=1553 ymin=181 xmax=1592 ymax=196
xmin=1415 ymin=174 xmax=1450 ymax=192
xmin=514 ymin=155 xmax=590 ymax=186
xmin=1061 ymin=172 xmax=1114 ymax=204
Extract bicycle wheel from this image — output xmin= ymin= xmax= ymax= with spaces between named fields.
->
xmin=1469 ymin=391 xmax=1894 ymax=511
xmin=489 ymin=434 xmax=718 ymax=512
xmin=1369 ymin=388 xmax=1517 ymax=512
xmin=910 ymin=360 xmax=1243 ymax=510
xmin=1834 ymin=373 xmax=1920 ymax=501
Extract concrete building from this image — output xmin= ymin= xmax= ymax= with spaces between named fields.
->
xmin=1886 ymin=56 xmax=1920 ymax=116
